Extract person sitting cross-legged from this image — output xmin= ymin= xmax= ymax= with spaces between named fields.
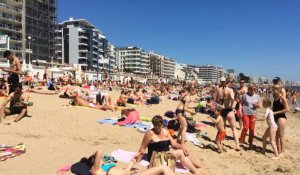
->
xmin=0 ymin=83 xmax=30 ymax=124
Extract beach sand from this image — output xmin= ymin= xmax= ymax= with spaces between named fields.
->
xmin=1 ymin=91 xmax=300 ymax=175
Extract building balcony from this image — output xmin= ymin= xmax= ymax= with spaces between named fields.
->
xmin=0 ymin=16 xmax=22 ymax=25
xmin=78 ymin=35 xmax=88 ymax=39
xmin=78 ymin=56 xmax=87 ymax=59
xmin=79 ymin=42 xmax=88 ymax=46
xmin=11 ymin=0 xmax=23 ymax=6
xmin=10 ymin=38 xmax=22 ymax=43
xmin=79 ymin=49 xmax=88 ymax=53
xmin=0 ymin=3 xmax=22 ymax=15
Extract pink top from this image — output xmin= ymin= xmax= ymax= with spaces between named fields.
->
xmin=264 ymin=108 xmax=278 ymax=128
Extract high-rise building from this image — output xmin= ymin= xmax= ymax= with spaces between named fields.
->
xmin=0 ymin=0 xmax=23 ymax=61
xmin=25 ymin=0 xmax=56 ymax=65
xmin=116 ymin=46 xmax=150 ymax=75
xmin=55 ymin=18 xmax=108 ymax=71
xmin=0 ymin=0 xmax=56 ymax=64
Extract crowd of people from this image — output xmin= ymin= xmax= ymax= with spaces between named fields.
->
xmin=1 ymin=50 xmax=299 ymax=174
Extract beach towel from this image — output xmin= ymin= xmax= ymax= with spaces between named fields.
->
xmin=116 ymin=111 xmax=140 ymax=125
xmin=97 ymin=118 xmax=117 ymax=125
xmin=125 ymin=121 xmax=153 ymax=133
xmin=110 ymin=149 xmax=190 ymax=174
xmin=140 ymin=116 xmax=151 ymax=122
xmin=186 ymin=133 xmax=202 ymax=147
xmin=0 ymin=143 xmax=26 ymax=161
xmin=57 ymin=165 xmax=72 ymax=174
xmin=194 ymin=122 xmax=207 ymax=130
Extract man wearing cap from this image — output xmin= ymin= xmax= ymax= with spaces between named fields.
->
xmin=215 ymin=77 xmax=226 ymax=103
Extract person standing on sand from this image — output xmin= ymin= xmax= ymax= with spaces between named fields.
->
xmin=239 ymin=85 xmax=260 ymax=149
xmin=291 ymin=90 xmax=298 ymax=113
xmin=216 ymin=78 xmax=241 ymax=151
xmin=175 ymin=87 xmax=197 ymax=146
xmin=272 ymin=85 xmax=289 ymax=157
xmin=2 ymin=50 xmax=22 ymax=94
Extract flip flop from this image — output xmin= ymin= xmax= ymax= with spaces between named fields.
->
xmin=103 ymin=155 xmax=117 ymax=163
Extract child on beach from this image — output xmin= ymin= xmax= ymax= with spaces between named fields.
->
xmin=207 ymin=107 xmax=227 ymax=154
xmin=256 ymin=99 xmax=280 ymax=159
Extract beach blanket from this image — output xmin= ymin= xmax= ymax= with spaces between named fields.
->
xmin=0 ymin=143 xmax=26 ymax=161
xmin=116 ymin=111 xmax=140 ymax=125
xmin=186 ymin=133 xmax=202 ymax=146
xmin=110 ymin=149 xmax=190 ymax=174
xmin=97 ymin=118 xmax=153 ymax=134
xmin=57 ymin=165 xmax=72 ymax=175
xmin=97 ymin=118 xmax=117 ymax=125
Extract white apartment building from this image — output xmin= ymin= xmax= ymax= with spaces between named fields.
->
xmin=55 ymin=18 xmax=108 ymax=71
xmin=116 ymin=46 xmax=150 ymax=75
xmin=198 ymin=65 xmax=218 ymax=83
xmin=149 ymin=52 xmax=175 ymax=78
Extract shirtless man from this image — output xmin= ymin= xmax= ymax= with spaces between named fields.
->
xmin=216 ymin=78 xmax=240 ymax=151
xmin=2 ymin=50 xmax=22 ymax=94
xmin=0 ymin=83 xmax=29 ymax=124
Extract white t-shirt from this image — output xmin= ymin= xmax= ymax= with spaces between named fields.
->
xmin=264 ymin=108 xmax=278 ymax=128
xmin=242 ymin=93 xmax=260 ymax=115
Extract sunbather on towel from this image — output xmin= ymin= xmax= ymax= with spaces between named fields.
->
xmin=134 ymin=115 xmax=204 ymax=175
xmin=69 ymin=96 xmax=117 ymax=112
xmin=75 ymin=149 xmax=176 ymax=175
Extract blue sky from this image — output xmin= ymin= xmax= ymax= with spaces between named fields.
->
xmin=58 ymin=0 xmax=300 ymax=81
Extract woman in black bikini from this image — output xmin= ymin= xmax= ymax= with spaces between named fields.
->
xmin=175 ymin=87 xmax=197 ymax=146
xmin=272 ymin=85 xmax=289 ymax=157
xmin=134 ymin=115 xmax=203 ymax=175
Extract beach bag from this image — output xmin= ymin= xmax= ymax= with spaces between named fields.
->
xmin=148 ymin=96 xmax=159 ymax=104
xmin=186 ymin=117 xmax=196 ymax=133
xmin=127 ymin=98 xmax=134 ymax=104
xmin=71 ymin=162 xmax=90 ymax=175
xmin=164 ymin=110 xmax=175 ymax=118
xmin=149 ymin=151 xmax=176 ymax=172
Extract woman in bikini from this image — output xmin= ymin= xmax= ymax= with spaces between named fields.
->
xmin=78 ymin=149 xmax=176 ymax=175
xmin=272 ymin=85 xmax=289 ymax=157
xmin=216 ymin=78 xmax=241 ymax=151
xmin=134 ymin=115 xmax=203 ymax=175
xmin=175 ymin=87 xmax=197 ymax=146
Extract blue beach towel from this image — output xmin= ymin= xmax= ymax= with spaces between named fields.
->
xmin=97 ymin=118 xmax=117 ymax=125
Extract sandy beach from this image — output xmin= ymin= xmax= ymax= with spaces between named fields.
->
xmin=1 ymin=90 xmax=300 ymax=175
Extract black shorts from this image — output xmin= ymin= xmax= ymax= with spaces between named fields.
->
xmin=9 ymin=106 xmax=25 ymax=115
xmin=221 ymin=109 xmax=233 ymax=118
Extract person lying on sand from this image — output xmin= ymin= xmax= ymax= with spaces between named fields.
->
xmin=73 ymin=149 xmax=176 ymax=175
